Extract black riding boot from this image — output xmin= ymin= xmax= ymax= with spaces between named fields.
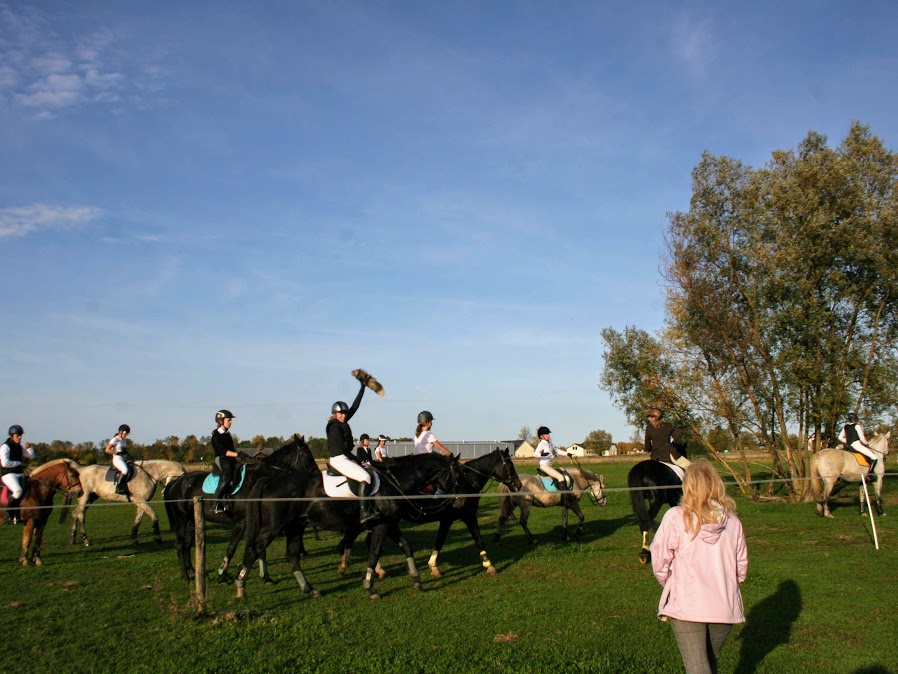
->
xmin=213 ymin=483 xmax=231 ymax=513
xmin=865 ymin=459 xmax=878 ymax=482
xmin=359 ymin=482 xmax=377 ymax=524
xmin=6 ymin=497 xmax=20 ymax=524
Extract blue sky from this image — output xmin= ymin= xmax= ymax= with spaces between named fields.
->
xmin=2 ymin=1 xmax=897 ymax=447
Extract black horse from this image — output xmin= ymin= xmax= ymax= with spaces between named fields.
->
xmin=628 ymin=459 xmax=682 ymax=564
xmin=234 ymin=450 xmax=461 ymax=600
xmin=163 ymin=434 xmax=315 ymax=582
xmin=335 ymin=448 xmax=522 ymax=579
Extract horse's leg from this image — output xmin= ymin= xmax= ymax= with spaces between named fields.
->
xmin=427 ymin=518 xmax=454 ymax=578
xmin=638 ymin=530 xmax=652 ymax=565
xmin=560 ymin=500 xmax=570 ymax=542
xmin=519 ymin=501 xmax=538 ymax=546
xmin=218 ymin=520 xmax=246 ymax=584
xmin=874 ymin=477 xmax=886 ymax=516
xmin=569 ymin=499 xmax=587 ymax=540
xmin=283 ymin=520 xmax=319 ymax=598
xmin=460 ymin=510 xmax=497 ymax=575
xmin=31 ymin=520 xmax=47 ymax=566
xmin=130 ymin=502 xmax=151 ymax=545
xmin=235 ymin=509 xmax=290 ymax=599
xmin=20 ymin=519 xmax=35 ymax=566
xmin=70 ymin=495 xmax=86 ymax=546
xmin=821 ymin=479 xmax=834 ymax=518
xmin=338 ymin=528 xmax=363 ymax=576
xmin=386 ymin=522 xmax=421 ymax=591
xmin=362 ymin=524 xmax=390 ymax=599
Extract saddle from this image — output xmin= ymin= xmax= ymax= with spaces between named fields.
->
xmin=322 ymin=464 xmax=380 ymax=499
xmin=847 ymin=451 xmax=871 ymax=467
xmin=1 ymin=482 xmax=29 ymax=506
xmin=537 ymin=467 xmax=573 ymax=493
xmin=105 ymin=462 xmax=136 ymax=486
xmin=202 ymin=465 xmax=248 ymax=496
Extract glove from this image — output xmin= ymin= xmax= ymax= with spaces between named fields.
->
xmin=352 ymin=368 xmax=385 ymax=397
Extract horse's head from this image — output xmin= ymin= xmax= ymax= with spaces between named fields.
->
xmin=871 ymin=431 xmax=891 ymax=459
xmin=576 ymin=469 xmax=606 ymax=507
xmin=267 ymin=434 xmax=316 ymax=472
xmin=493 ymin=448 xmax=522 ymax=492
xmin=56 ymin=460 xmax=83 ymax=498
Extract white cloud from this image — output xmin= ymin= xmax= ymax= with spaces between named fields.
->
xmin=669 ymin=13 xmax=716 ymax=80
xmin=0 ymin=203 xmax=102 ymax=238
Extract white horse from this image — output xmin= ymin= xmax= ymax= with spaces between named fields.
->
xmin=66 ymin=459 xmax=186 ymax=546
xmin=495 ymin=467 xmax=606 ymax=544
xmin=810 ymin=432 xmax=890 ymax=518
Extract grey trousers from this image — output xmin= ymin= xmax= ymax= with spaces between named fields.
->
xmin=668 ymin=618 xmax=733 ymax=674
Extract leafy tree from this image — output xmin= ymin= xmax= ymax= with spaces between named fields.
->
xmin=602 ymin=123 xmax=898 ymax=497
xmin=582 ymin=429 xmax=612 ymax=454
xmin=518 ymin=425 xmax=533 ymax=444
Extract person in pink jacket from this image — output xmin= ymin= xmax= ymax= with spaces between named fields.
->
xmin=650 ymin=459 xmax=748 ymax=674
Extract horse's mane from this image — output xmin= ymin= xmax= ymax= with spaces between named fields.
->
xmin=31 ymin=458 xmax=77 ymax=476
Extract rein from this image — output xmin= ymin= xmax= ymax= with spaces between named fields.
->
xmin=378 ymin=460 xmax=463 ymax=517
xmin=570 ymin=457 xmax=604 ymax=506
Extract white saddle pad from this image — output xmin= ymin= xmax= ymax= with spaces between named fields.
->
xmin=662 ymin=462 xmax=685 ymax=481
xmin=321 ymin=470 xmax=380 ymax=498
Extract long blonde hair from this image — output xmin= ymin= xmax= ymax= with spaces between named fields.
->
xmin=680 ymin=459 xmax=736 ymax=538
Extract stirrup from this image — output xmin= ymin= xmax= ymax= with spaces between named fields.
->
xmin=864 ymin=472 xmax=878 ymax=483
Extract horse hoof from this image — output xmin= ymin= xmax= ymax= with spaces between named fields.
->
xmin=368 ymin=593 xmax=381 ymax=600
xmin=486 ymin=566 xmax=497 ymax=576
xmin=263 ymin=577 xmax=275 ymax=586
xmin=218 ymin=574 xmax=230 ymax=585
xmin=34 ymin=558 xmax=43 ymax=567
xmin=429 ymin=567 xmax=441 ymax=579
xmin=638 ymin=550 xmax=651 ymax=565
xmin=310 ymin=590 xmax=322 ymax=599
xmin=338 ymin=567 xmax=347 ymax=576
xmin=377 ymin=570 xmax=388 ymax=580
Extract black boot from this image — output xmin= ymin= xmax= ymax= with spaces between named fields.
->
xmin=359 ymin=483 xmax=377 ymax=524
xmin=7 ymin=497 xmax=21 ymax=524
xmin=865 ymin=459 xmax=878 ymax=483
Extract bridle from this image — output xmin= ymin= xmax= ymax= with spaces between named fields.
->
xmin=570 ymin=456 xmax=606 ymax=506
xmin=58 ymin=461 xmax=81 ymax=496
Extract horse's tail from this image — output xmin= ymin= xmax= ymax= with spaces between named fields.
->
xmin=57 ymin=492 xmax=73 ymax=525
xmin=498 ymin=482 xmax=515 ymax=520
xmin=808 ymin=456 xmax=824 ymax=502
xmin=163 ymin=479 xmax=185 ymax=533
xmin=627 ymin=464 xmax=654 ymax=533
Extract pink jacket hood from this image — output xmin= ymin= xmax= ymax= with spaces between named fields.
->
xmin=650 ymin=506 xmax=748 ymax=624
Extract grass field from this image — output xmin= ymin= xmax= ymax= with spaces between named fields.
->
xmin=1 ymin=460 xmax=896 ymax=673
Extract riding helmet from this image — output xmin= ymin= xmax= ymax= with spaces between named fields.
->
xmin=359 ymin=433 xmax=370 ymax=442
xmin=118 ymin=424 xmax=131 ymax=434
xmin=847 ymin=412 xmax=859 ymax=422
xmin=537 ymin=426 xmax=551 ymax=437
xmin=8 ymin=424 xmax=24 ymax=436
xmin=417 ymin=410 xmax=434 ymax=424
xmin=215 ymin=409 xmax=236 ymax=423
xmin=331 ymin=401 xmax=349 ymax=415
xmin=378 ymin=434 xmax=387 ymax=442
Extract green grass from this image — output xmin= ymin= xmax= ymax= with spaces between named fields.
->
xmin=1 ymin=461 xmax=896 ymax=673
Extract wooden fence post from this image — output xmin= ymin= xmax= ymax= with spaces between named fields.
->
xmin=193 ymin=496 xmax=206 ymax=612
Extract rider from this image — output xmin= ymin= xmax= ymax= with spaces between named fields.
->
xmin=838 ymin=412 xmax=878 ymax=483
xmin=212 ymin=410 xmax=240 ymax=513
xmin=355 ymin=433 xmax=373 ymax=465
xmin=374 ymin=434 xmax=388 ymax=462
xmin=104 ymin=424 xmax=133 ymax=497
xmin=328 ymin=380 xmax=378 ymax=524
xmin=1 ymin=425 xmax=35 ymax=524
xmin=645 ymin=408 xmax=691 ymax=471
xmin=533 ymin=426 xmax=572 ymax=489
xmin=414 ymin=411 xmax=452 ymax=457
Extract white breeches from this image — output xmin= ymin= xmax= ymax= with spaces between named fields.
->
xmin=112 ymin=454 xmax=129 ymax=474
xmin=331 ymin=455 xmax=371 ymax=484
xmin=1 ymin=472 xmax=25 ymax=499
xmin=850 ymin=441 xmax=879 ymax=462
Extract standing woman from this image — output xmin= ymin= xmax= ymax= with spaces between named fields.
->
xmin=650 ymin=460 xmax=748 ymax=674
xmin=645 ymin=408 xmax=691 ymax=470
xmin=328 ymin=379 xmax=378 ymax=523
xmin=533 ymin=426 xmax=572 ymax=489
xmin=1 ymin=425 xmax=35 ymax=524
xmin=104 ymin=424 xmax=133 ymax=497
xmin=212 ymin=410 xmax=239 ymax=513
xmin=414 ymin=411 xmax=452 ymax=457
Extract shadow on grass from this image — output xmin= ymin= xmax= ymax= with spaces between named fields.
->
xmin=734 ymin=578 xmax=802 ymax=674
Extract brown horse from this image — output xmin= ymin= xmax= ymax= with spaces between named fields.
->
xmin=3 ymin=459 xmax=82 ymax=566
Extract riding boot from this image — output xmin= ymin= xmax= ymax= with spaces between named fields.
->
xmin=865 ymin=459 xmax=878 ymax=482
xmin=7 ymin=497 xmax=21 ymax=524
xmin=358 ymin=482 xmax=377 ymax=524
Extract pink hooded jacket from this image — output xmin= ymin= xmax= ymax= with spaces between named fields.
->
xmin=650 ymin=505 xmax=748 ymax=624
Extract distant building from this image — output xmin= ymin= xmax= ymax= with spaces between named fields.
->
xmin=515 ymin=440 xmax=535 ymax=458
xmin=383 ymin=440 xmax=517 ymax=459
xmin=566 ymin=443 xmax=586 ymax=457
xmin=602 ymin=444 xmax=620 ymax=457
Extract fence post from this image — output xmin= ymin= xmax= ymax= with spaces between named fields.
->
xmin=193 ymin=496 xmax=206 ymax=612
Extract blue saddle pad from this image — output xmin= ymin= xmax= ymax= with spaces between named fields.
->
xmin=539 ymin=475 xmax=569 ymax=493
xmin=202 ymin=466 xmax=247 ymax=496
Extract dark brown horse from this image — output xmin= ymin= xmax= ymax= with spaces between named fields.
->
xmin=2 ymin=459 xmax=82 ymax=566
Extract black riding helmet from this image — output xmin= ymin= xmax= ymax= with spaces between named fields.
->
xmin=118 ymin=424 xmax=131 ymax=434
xmin=8 ymin=424 xmax=24 ymax=436
xmin=417 ymin=410 xmax=434 ymax=424
xmin=847 ymin=412 xmax=859 ymax=422
xmin=537 ymin=426 xmax=551 ymax=437
xmin=332 ymin=401 xmax=349 ymax=415
xmin=215 ymin=409 xmax=236 ymax=423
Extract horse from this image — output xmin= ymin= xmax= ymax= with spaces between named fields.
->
xmin=627 ymin=459 xmax=683 ymax=564
xmin=163 ymin=434 xmax=315 ymax=583
xmin=810 ymin=431 xmax=891 ymax=518
xmin=1 ymin=459 xmax=82 ymax=566
xmin=64 ymin=459 xmax=186 ymax=547
xmin=234 ymin=451 xmax=462 ymax=600
xmin=335 ymin=447 xmax=523 ymax=579
xmin=494 ymin=466 xmax=606 ymax=545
